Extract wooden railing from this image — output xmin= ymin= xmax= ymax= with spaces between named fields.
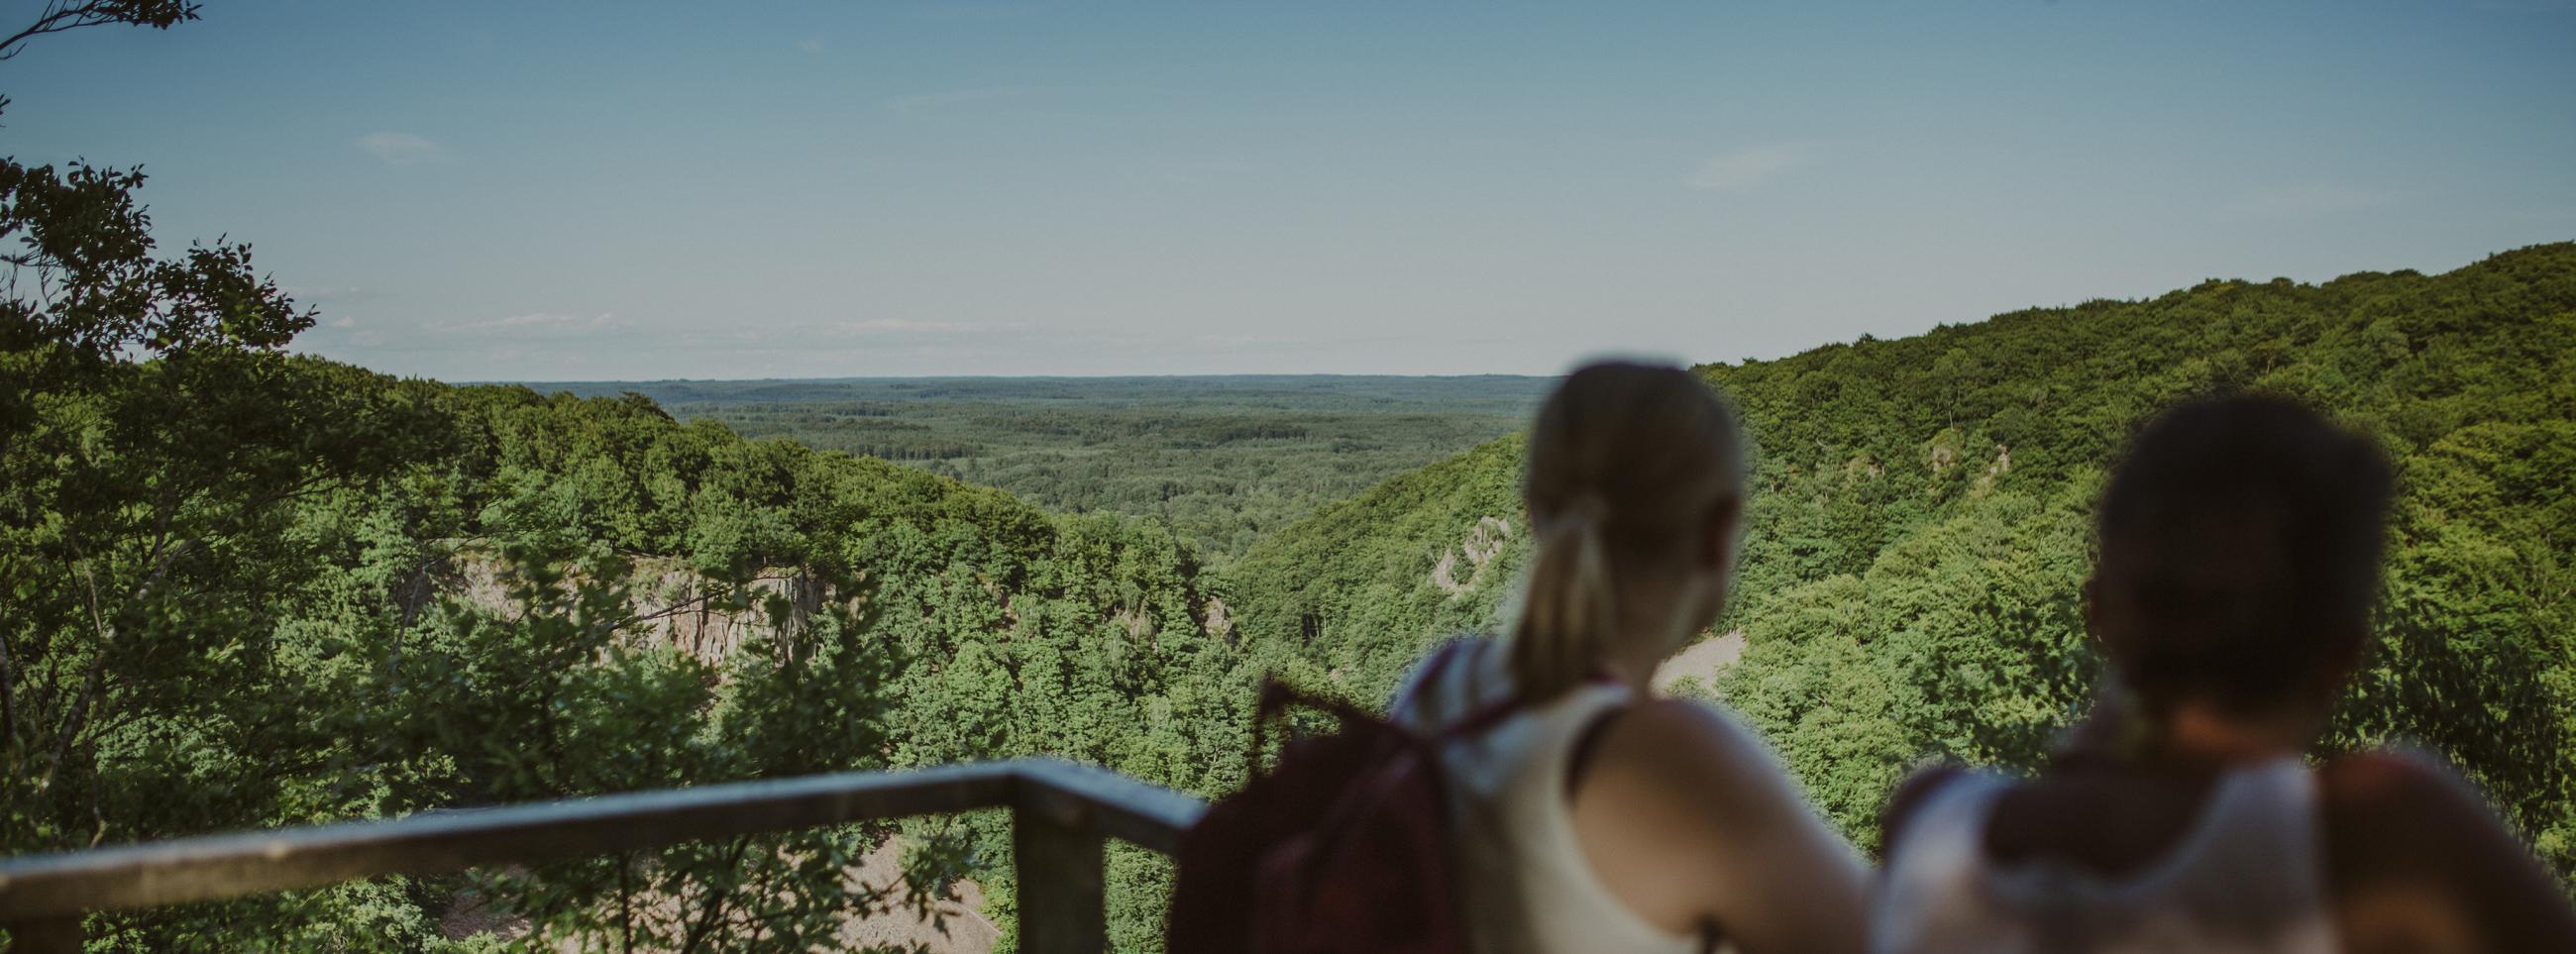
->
xmin=0 ymin=758 xmax=1206 ymax=953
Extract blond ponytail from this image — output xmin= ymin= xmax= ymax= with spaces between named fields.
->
xmin=1505 ymin=362 xmax=1746 ymax=701
xmin=1510 ymin=494 xmax=1619 ymax=700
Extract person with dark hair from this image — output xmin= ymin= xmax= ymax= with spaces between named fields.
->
xmin=1873 ymin=394 xmax=2576 ymax=954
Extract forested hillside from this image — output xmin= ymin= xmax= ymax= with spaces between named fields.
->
xmin=10 ymin=44 xmax=2570 ymax=942
xmin=12 ymin=6 xmax=2570 ymax=953
xmin=1 ymin=345 xmax=1276 ymax=949
xmin=1231 ymin=242 xmax=2576 ymax=877
xmin=0 ymin=151 xmax=1268 ymax=947
xmin=519 ymin=375 xmax=1549 ymax=565
xmin=12 ymin=149 xmax=2571 ymax=953
xmin=12 ymin=139 xmax=2571 ymax=954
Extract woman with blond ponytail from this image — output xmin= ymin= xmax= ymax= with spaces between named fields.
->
xmin=1390 ymin=361 xmax=1868 ymax=954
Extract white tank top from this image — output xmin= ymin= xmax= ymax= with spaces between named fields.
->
xmin=1872 ymin=759 xmax=2337 ymax=954
xmin=1389 ymin=638 xmax=1709 ymax=954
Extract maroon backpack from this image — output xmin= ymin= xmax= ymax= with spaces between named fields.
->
xmin=1166 ymin=642 xmax=1529 ymax=954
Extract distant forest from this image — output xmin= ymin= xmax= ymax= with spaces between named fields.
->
xmin=514 ymin=375 xmax=1551 ymax=567
xmin=11 ymin=5 xmax=2571 ymax=954
xmin=1234 ymin=243 xmax=2576 ymax=872
xmin=12 ymin=216 xmax=2571 ymax=950
xmin=6 ymin=28 xmax=2572 ymax=943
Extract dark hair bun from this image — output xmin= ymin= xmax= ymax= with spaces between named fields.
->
xmin=2094 ymin=393 xmax=2395 ymax=714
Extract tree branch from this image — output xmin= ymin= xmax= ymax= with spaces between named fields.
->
xmin=0 ymin=1 xmax=203 ymax=61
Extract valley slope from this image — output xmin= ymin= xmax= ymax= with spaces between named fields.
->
xmin=13 ymin=245 xmax=2570 ymax=954
xmin=512 ymin=375 xmax=1552 ymax=566
xmin=1230 ymin=242 xmax=2576 ymax=874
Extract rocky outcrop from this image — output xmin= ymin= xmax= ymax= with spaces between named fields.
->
xmin=444 ymin=552 xmax=861 ymax=669
xmin=1200 ymin=596 xmax=1234 ymax=643
xmin=624 ymin=564 xmax=849 ymax=665
xmin=1972 ymin=443 xmax=2012 ymax=495
xmin=1432 ymin=515 xmax=1515 ymax=598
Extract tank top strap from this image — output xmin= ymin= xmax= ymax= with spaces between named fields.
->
xmin=1392 ymin=636 xmax=1632 ymax=739
xmin=1882 ymin=769 xmax=2016 ymax=893
xmin=2206 ymin=757 xmax=2316 ymax=844
xmin=1414 ymin=639 xmax=1692 ymax=954
xmin=2147 ymin=757 xmax=2326 ymax=902
xmin=1871 ymin=759 xmax=2337 ymax=954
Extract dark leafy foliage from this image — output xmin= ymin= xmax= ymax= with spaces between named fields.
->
xmin=0 ymin=124 xmax=1268 ymax=948
xmin=528 ymin=376 xmax=1550 ymax=567
xmin=1230 ymin=244 xmax=2576 ymax=877
xmin=9 ymin=11 xmax=2572 ymax=952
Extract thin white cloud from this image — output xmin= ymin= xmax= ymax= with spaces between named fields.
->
xmin=834 ymin=318 xmax=1028 ymax=335
xmin=1686 ymin=142 xmax=1812 ymax=191
xmin=916 ymin=2 xmax=1041 ymax=23
xmin=327 ymin=316 xmax=357 ymax=329
xmin=282 ymin=283 xmax=370 ymax=304
xmin=483 ymin=312 xmax=626 ymax=331
xmin=796 ymin=37 xmax=825 ymax=53
xmin=357 ymin=132 xmax=444 ymax=165
xmin=2219 ymin=181 xmax=2395 ymax=219
xmin=434 ymin=312 xmax=628 ymax=338
xmin=847 ymin=318 xmax=963 ymax=333
xmin=883 ymin=86 xmax=1041 ymax=114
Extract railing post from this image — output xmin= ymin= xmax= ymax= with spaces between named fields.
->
xmin=1013 ymin=798 xmax=1107 ymax=954
xmin=6 ymin=916 xmax=83 ymax=953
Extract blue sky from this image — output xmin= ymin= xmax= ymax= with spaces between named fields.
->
xmin=6 ymin=1 xmax=2571 ymax=380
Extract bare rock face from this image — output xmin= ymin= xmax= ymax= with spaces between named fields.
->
xmin=624 ymin=564 xmax=856 ymax=666
xmin=444 ymin=552 xmax=860 ymax=669
xmin=1432 ymin=515 xmax=1516 ymax=598
xmin=1925 ymin=423 xmax=1986 ymax=478
xmin=1432 ymin=550 xmax=1464 ymax=595
xmin=453 ymin=550 xmax=1213 ymax=664
xmin=1972 ymin=443 xmax=2012 ymax=496
xmin=1842 ymin=454 xmax=1884 ymax=483
xmin=1200 ymin=596 xmax=1235 ymax=643
xmin=1113 ymin=602 xmax=1157 ymax=643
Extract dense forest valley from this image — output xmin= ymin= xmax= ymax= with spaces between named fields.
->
xmin=7 ymin=0 xmax=2570 ymax=949
xmin=8 ymin=227 xmax=2571 ymax=951
xmin=3 ymin=68 xmax=2572 ymax=945
xmin=509 ymin=375 xmax=1552 ymax=566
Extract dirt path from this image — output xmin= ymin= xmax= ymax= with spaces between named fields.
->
xmin=438 ymin=838 xmax=996 ymax=953
xmin=839 ymin=838 xmax=998 ymax=954
xmin=1653 ymin=628 xmax=1746 ymax=693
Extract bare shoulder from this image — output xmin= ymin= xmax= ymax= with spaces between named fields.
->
xmin=1587 ymin=696 xmax=1782 ymax=801
xmin=1572 ymin=695 xmax=1869 ymax=949
xmin=2315 ymin=748 xmax=2576 ymax=953
xmin=2314 ymin=749 xmax=2503 ymax=852
xmin=1580 ymin=696 xmax=1847 ymax=844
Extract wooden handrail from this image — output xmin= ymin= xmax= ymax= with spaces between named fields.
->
xmin=0 ymin=758 xmax=1205 ymax=953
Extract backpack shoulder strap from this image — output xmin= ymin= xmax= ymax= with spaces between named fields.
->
xmin=1425 ymin=640 xmax=1630 ymax=744
xmin=1400 ymin=639 xmax=1520 ymax=742
xmin=1402 ymin=638 xmax=1474 ymax=699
